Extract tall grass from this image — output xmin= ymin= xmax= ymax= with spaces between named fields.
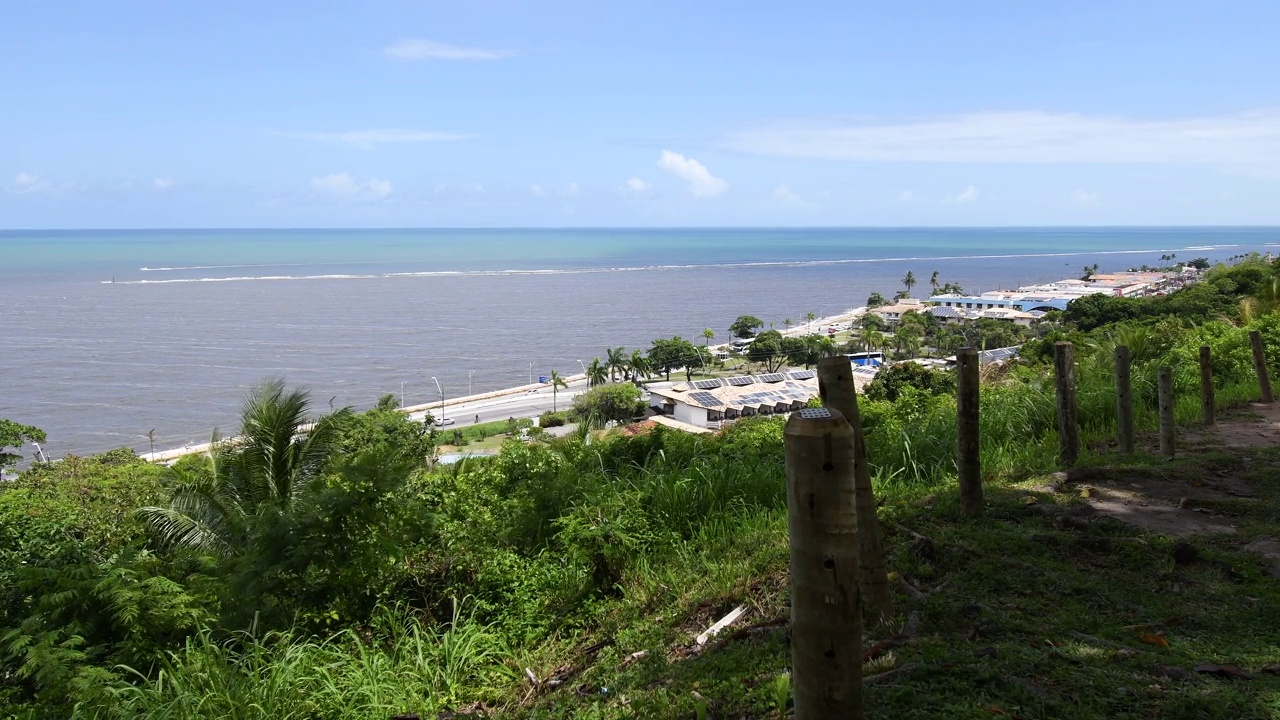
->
xmin=105 ymin=605 xmax=513 ymax=720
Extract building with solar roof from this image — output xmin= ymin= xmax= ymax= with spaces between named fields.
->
xmin=646 ymin=367 xmax=878 ymax=430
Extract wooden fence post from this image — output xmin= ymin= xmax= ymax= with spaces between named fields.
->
xmin=1054 ymin=342 xmax=1079 ymax=467
xmin=1199 ymin=345 xmax=1215 ymax=426
xmin=1114 ymin=345 xmax=1134 ymax=454
xmin=1250 ymin=330 xmax=1274 ymax=403
xmin=784 ymin=408 xmax=862 ymax=719
xmin=817 ymin=357 xmax=891 ymax=621
xmin=956 ymin=347 xmax=982 ymax=517
xmin=1158 ymin=366 xmax=1175 ymax=456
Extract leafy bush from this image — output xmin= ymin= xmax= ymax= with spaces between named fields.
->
xmin=537 ymin=411 xmax=567 ymax=428
xmin=864 ymin=362 xmax=957 ymax=402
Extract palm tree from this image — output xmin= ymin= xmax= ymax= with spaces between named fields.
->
xmin=605 ymin=346 xmax=627 ymax=382
xmin=1081 ymin=263 xmax=1100 ymax=280
xmin=815 ymin=336 xmax=839 ymax=359
xmin=585 ymin=357 xmax=608 ymax=387
xmin=902 ymin=271 xmax=917 ymax=297
xmin=136 ymin=379 xmax=351 ymax=557
xmin=784 ymin=318 xmax=794 ymax=333
xmin=804 ymin=311 xmax=817 ymax=333
xmin=549 ymin=370 xmax=568 ymax=412
xmin=702 ymin=328 xmax=716 ymax=346
xmin=929 ymin=271 xmax=940 ymax=295
xmin=629 ymin=350 xmax=650 ymax=381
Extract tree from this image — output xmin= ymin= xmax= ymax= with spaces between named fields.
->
xmin=864 ymin=362 xmax=957 ymax=402
xmin=902 ymin=270 xmax=917 ymax=297
xmin=929 ymin=271 xmax=940 ymax=295
xmin=748 ymin=330 xmax=787 ymax=372
xmin=866 ymin=292 xmax=888 ymax=308
xmin=586 ymin=357 xmax=608 ymax=387
xmin=702 ymin=327 xmax=716 ymax=346
xmin=571 ymin=383 xmax=645 ymax=429
xmin=784 ymin=318 xmax=794 ymax=333
xmin=648 ymin=336 xmax=699 ymax=381
xmin=548 ymin=370 xmax=569 ymax=412
xmin=136 ymin=379 xmax=352 ymax=557
xmin=1081 ymin=263 xmax=1100 ymax=280
xmin=940 ymin=281 xmax=965 ymax=295
xmin=1188 ymin=257 xmax=1211 ymax=270
xmin=729 ymin=315 xmax=765 ymax=339
xmin=606 ymin=346 xmax=628 ymax=382
xmin=804 ymin=311 xmax=817 ymax=332
xmin=2 ymin=419 xmax=47 ymax=470
xmin=629 ymin=349 xmax=651 ymax=381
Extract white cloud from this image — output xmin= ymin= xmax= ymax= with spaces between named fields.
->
xmin=153 ymin=177 xmax=177 ymax=190
xmin=898 ymin=190 xmax=918 ymax=202
xmin=657 ymin=150 xmax=728 ymax=198
xmin=623 ymin=177 xmax=651 ymax=195
xmin=772 ymin=183 xmax=802 ymax=203
xmin=944 ymin=185 xmax=981 ymax=204
xmin=8 ymin=172 xmax=50 ymax=194
xmin=562 ymin=182 xmax=581 ymax=197
xmin=462 ymin=183 xmax=486 ymax=194
xmin=310 ymin=172 xmax=392 ymax=202
xmin=1074 ymin=189 xmax=1101 ymax=206
xmin=530 ymin=184 xmax=546 ymax=197
xmin=287 ymin=129 xmax=473 ymax=149
xmin=724 ymin=110 xmax=1280 ymax=168
xmin=383 ymin=39 xmax=516 ymax=61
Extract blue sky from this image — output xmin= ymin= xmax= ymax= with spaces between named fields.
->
xmin=3 ymin=1 xmax=1278 ymax=228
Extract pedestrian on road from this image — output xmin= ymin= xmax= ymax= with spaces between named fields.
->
xmin=474 ymin=414 xmax=479 ymax=424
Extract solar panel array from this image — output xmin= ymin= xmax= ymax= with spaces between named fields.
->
xmin=788 ymin=369 xmax=816 ymax=380
xmin=691 ymin=379 xmax=724 ymax=390
xmin=757 ymin=373 xmax=786 ymax=383
xmin=726 ymin=376 xmax=756 ymax=386
xmin=687 ymin=391 xmax=725 ymax=407
xmin=736 ymin=386 xmax=814 ymax=407
xmin=978 ymin=346 xmax=1021 ymax=364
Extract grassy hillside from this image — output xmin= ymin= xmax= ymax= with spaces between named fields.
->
xmin=3 ymin=257 xmax=1280 ymax=719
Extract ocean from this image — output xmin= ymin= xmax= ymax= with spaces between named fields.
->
xmin=2 ymin=227 xmax=1277 ymax=458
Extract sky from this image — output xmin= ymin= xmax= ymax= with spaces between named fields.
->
xmin=3 ymin=1 xmax=1279 ymax=228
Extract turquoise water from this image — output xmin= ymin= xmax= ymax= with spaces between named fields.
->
xmin=1 ymin=227 xmax=1276 ymax=458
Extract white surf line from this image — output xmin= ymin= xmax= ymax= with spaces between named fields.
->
xmin=106 ymin=245 xmax=1244 ymax=285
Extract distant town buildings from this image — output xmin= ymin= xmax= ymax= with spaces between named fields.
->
xmin=917 ymin=269 xmax=1197 ymax=322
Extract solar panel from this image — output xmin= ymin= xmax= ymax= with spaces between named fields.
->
xmin=691 ymin=379 xmax=723 ymax=390
xmin=726 ymin=376 xmax=756 ymax=386
xmin=687 ymin=391 xmax=725 ymax=407
xmin=799 ymin=407 xmax=832 ymax=419
xmin=788 ymin=370 xmax=816 ymax=380
xmin=758 ymin=373 xmax=786 ymax=383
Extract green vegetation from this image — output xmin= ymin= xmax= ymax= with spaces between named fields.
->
xmin=3 ymin=256 xmax=1280 ymax=718
xmin=730 ymin=315 xmax=765 ymax=339
xmin=0 ymin=420 xmax=45 ymax=471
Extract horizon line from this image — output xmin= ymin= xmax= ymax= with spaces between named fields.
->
xmin=4 ymin=224 xmax=1280 ymax=233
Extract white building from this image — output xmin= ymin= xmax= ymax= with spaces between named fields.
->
xmin=646 ymin=369 xmax=877 ymax=430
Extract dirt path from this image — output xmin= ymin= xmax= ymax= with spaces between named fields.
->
xmin=1044 ymin=401 xmax=1280 ymax=573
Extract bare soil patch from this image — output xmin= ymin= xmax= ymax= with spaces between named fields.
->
xmin=1049 ymin=403 xmax=1279 ymax=537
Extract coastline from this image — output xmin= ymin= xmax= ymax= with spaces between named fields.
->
xmin=139 ymin=308 xmax=872 ymax=463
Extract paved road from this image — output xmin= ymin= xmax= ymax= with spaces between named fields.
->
xmin=406 ymin=378 xmax=592 ymax=428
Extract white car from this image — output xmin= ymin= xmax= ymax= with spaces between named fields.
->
xmin=434 ymin=417 xmax=456 ymax=427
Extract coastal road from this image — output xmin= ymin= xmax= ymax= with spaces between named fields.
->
xmin=405 ymin=378 xmax=593 ymax=428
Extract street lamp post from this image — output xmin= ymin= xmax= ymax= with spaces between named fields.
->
xmin=431 ymin=376 xmax=444 ymax=423
xmin=528 ymin=361 xmax=533 ymax=386
xmin=469 ymin=370 xmax=474 ymax=397
xmin=401 ymin=381 xmax=405 ymax=408
xmin=577 ymin=359 xmax=586 ymax=377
